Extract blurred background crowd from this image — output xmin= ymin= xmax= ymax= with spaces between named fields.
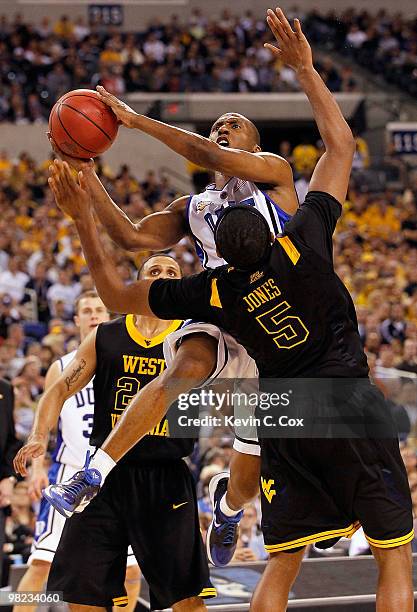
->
xmin=0 ymin=6 xmax=415 ymax=123
xmin=0 ymin=4 xmax=417 ymax=586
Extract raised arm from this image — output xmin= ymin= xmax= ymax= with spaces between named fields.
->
xmin=95 ymin=88 xmax=294 ymax=188
xmin=265 ymin=8 xmax=355 ymax=204
xmin=13 ymin=330 xmax=97 ymax=477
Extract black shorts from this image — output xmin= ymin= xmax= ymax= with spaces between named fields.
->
xmin=260 ymin=386 xmax=413 ymax=553
xmin=47 ymin=460 xmax=215 ymax=610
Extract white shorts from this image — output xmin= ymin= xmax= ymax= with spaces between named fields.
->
xmin=29 ymin=462 xmax=138 ymax=567
xmin=163 ymin=321 xmax=260 ymax=456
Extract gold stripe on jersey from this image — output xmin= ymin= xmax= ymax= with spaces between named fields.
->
xmin=364 ymin=529 xmax=414 ymax=549
xmin=265 ymin=522 xmax=360 ymax=552
xmin=125 ymin=315 xmax=182 ymax=348
xmin=276 ymin=235 xmax=300 ymax=265
xmin=210 ymin=279 xmax=222 ymax=308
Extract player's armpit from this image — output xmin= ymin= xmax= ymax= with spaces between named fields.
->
xmin=133 ymin=195 xmax=189 ymax=250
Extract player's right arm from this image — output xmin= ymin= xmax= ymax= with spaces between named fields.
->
xmin=13 ymin=330 xmax=98 ymax=477
xmin=46 ymin=136 xmax=189 ymax=251
xmin=265 ymin=9 xmax=355 ymax=204
xmin=81 ymin=169 xmax=189 ymax=250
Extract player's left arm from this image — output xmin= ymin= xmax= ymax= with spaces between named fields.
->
xmin=48 ymin=161 xmax=212 ymax=320
xmin=95 ymin=86 xmax=295 ymax=188
xmin=13 ymin=330 xmax=97 ymax=477
xmin=266 ymin=9 xmax=355 ymax=205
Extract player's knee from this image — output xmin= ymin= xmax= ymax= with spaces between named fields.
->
xmin=372 ymin=542 xmax=412 ymax=571
xmin=125 ymin=564 xmax=141 ymax=583
xmin=172 ymin=596 xmax=205 ymax=611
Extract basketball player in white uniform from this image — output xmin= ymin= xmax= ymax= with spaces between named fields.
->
xmin=14 ymin=292 xmax=141 ymax=612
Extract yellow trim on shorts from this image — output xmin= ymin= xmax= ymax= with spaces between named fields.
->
xmin=364 ymin=528 xmax=414 ymax=549
xmin=112 ymin=596 xmax=129 ymax=606
xmin=265 ymin=522 xmax=360 ymax=553
xmin=199 ymin=587 xmax=217 ymax=598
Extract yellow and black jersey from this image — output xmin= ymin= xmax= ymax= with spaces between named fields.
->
xmin=148 ymin=191 xmax=369 ymax=379
xmin=91 ymin=315 xmax=195 ymax=464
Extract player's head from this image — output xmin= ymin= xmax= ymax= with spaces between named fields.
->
xmin=74 ymin=291 xmax=110 ymax=341
xmin=209 ymin=113 xmax=261 ymax=153
xmin=137 ymin=254 xmax=182 ymax=281
xmin=214 ymin=206 xmax=272 ymax=270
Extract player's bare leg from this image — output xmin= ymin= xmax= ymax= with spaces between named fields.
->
xmin=117 ymin=565 xmax=141 ymax=612
xmin=172 ymin=596 xmax=207 ymax=611
xmin=13 ymin=560 xmax=50 ymax=612
xmin=250 ymin=548 xmax=305 ymax=612
xmin=226 ymin=450 xmax=260 ymax=511
xmin=371 ymin=543 xmax=413 ymax=612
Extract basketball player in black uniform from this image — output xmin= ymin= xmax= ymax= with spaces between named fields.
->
xmin=15 ymin=255 xmax=215 ymax=612
xmin=43 ymin=10 xmax=414 ymax=609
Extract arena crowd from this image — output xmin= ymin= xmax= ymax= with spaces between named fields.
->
xmin=0 ymin=6 xmax=415 ymax=123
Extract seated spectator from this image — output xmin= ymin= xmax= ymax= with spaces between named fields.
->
xmin=292 ymin=140 xmax=319 ymax=176
xmin=0 ymin=295 xmax=21 ymax=339
xmin=380 ymin=304 xmax=407 ymax=344
xmin=397 ymin=339 xmax=417 ymax=374
xmin=0 ymin=256 xmax=29 ymax=304
xmin=3 ymin=482 xmax=34 ymax=564
xmin=46 ymin=267 xmax=79 ymax=319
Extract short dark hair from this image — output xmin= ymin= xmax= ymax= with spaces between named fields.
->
xmin=214 ymin=206 xmax=271 ymax=270
xmin=75 ymin=290 xmax=100 ymax=314
xmin=137 ymin=253 xmax=181 ymax=279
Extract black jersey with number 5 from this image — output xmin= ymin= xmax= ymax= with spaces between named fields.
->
xmin=91 ymin=315 xmax=196 ymax=463
xmin=148 ymin=191 xmax=369 ymax=379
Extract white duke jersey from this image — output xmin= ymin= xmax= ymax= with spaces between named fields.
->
xmin=51 ymin=350 xmax=95 ymax=468
xmin=187 ymin=178 xmax=291 ymax=269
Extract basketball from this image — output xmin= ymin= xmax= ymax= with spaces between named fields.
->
xmin=49 ymin=89 xmax=119 ymax=159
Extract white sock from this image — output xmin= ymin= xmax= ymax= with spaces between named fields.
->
xmin=89 ymin=449 xmax=116 ymax=484
xmin=219 ymin=493 xmax=242 ymax=517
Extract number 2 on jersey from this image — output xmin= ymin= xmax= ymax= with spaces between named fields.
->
xmin=113 ymin=376 xmax=141 ymax=411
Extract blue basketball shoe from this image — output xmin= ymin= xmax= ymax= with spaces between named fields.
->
xmin=42 ymin=451 xmax=102 ymax=518
xmin=206 ymin=472 xmax=243 ymax=566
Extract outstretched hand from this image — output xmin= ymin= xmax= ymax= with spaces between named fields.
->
xmin=47 ymin=132 xmax=94 ymax=173
xmin=48 ymin=160 xmax=91 ymax=220
xmin=96 ymin=86 xmax=138 ymax=129
xmin=265 ymin=8 xmax=313 ymax=73
xmin=13 ymin=433 xmax=48 ymax=478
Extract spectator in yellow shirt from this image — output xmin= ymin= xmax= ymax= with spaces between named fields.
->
xmin=292 ymin=140 xmax=319 ymax=174
xmin=0 ymin=151 xmax=12 ymax=176
xmin=53 ymin=15 xmax=74 ymax=39
xmin=362 ymin=198 xmax=400 ymax=239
